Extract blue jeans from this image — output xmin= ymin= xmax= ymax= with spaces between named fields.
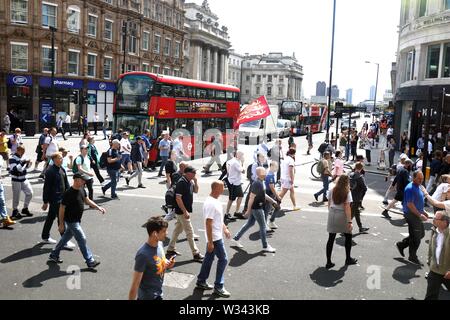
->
xmin=234 ymin=209 xmax=267 ymax=248
xmin=315 ymin=175 xmax=330 ymax=200
xmin=158 ymin=156 xmax=169 ymax=175
xmin=50 ymin=222 xmax=94 ymax=264
xmin=103 ymin=169 xmax=119 ymax=197
xmin=103 ymin=128 xmax=107 ymax=139
xmin=0 ymin=183 xmax=7 ymax=219
xmin=197 ymin=239 xmax=228 ymax=290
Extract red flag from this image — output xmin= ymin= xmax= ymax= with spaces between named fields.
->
xmin=236 ymin=96 xmax=271 ymax=127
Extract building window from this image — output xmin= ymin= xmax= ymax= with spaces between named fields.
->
xmin=257 ymin=75 xmax=261 ymax=82
xmin=163 ymin=67 xmax=171 ymax=75
xmin=154 ymin=34 xmax=161 ymax=53
xmin=67 ymin=6 xmax=80 ymax=33
xmin=405 ymin=50 xmax=415 ymax=81
xmin=129 ymin=34 xmax=137 ymax=54
xmin=443 ymin=43 xmax=450 ymax=77
xmin=11 ymin=43 xmax=28 ymax=71
xmin=446 ymin=0 xmax=450 ymax=10
xmin=142 ymin=63 xmax=150 ymax=72
xmin=402 ymin=0 xmax=410 ymax=25
xmin=68 ymin=50 xmax=79 ymax=75
xmin=256 ymin=87 xmax=260 ymax=95
xmin=104 ymin=19 xmax=113 ymax=41
xmin=267 ymin=87 xmax=272 ymax=96
xmin=278 ymin=87 xmax=283 ymax=96
xmin=246 ymin=75 xmax=250 ymax=81
xmin=268 ymin=75 xmax=273 ymax=83
xmin=279 ymin=76 xmax=284 ymax=82
xmin=42 ymin=46 xmax=57 ymax=73
xmin=11 ymin=0 xmax=28 ymax=24
xmin=152 ymin=65 xmax=160 ymax=74
xmin=87 ymin=53 xmax=96 ymax=77
xmin=155 ymin=3 xmax=162 ymax=22
xmin=104 ymin=0 xmax=113 ymax=4
xmin=104 ymin=57 xmax=112 ymax=79
xmin=245 ymin=89 xmax=249 ymax=95
xmin=88 ymin=15 xmax=97 ymax=37
xmin=164 ymin=38 xmax=171 ymax=56
xmin=418 ymin=0 xmax=427 ymax=17
xmin=174 ymin=41 xmax=180 ymax=58
xmin=426 ymin=45 xmax=440 ymax=78
xmin=174 ymin=69 xmax=180 ymax=77
xmin=143 ymin=0 xmax=150 ymax=18
xmin=142 ymin=32 xmax=150 ymax=51
xmin=42 ymin=2 xmax=57 ymax=28
xmin=127 ymin=64 xmax=136 ymax=72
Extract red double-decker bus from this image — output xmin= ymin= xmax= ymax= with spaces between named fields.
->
xmin=280 ymin=101 xmax=328 ymax=135
xmin=114 ymin=72 xmax=240 ymax=161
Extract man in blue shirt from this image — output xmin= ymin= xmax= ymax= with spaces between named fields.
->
xmin=396 ymin=170 xmax=429 ymax=266
xmin=158 ymin=132 xmax=171 ymax=177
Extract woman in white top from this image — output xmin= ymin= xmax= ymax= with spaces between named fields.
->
xmin=326 ymin=175 xmax=357 ymax=269
xmin=79 ymin=132 xmax=90 ymax=149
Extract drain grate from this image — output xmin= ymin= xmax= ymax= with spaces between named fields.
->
xmin=163 ymin=271 xmax=195 ymax=289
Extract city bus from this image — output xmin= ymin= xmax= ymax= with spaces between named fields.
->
xmin=114 ymin=72 xmax=240 ymax=161
xmin=280 ymin=101 xmax=328 ymax=135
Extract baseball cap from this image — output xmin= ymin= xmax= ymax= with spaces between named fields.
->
xmin=184 ymin=166 xmax=197 ymax=174
xmin=73 ymin=173 xmax=90 ymax=181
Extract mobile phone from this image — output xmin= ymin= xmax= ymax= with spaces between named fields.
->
xmin=170 ymin=254 xmax=177 ymax=260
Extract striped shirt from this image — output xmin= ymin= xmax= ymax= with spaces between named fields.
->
xmin=9 ymin=154 xmax=30 ymax=182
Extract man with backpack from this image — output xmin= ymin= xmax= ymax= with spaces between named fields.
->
xmin=101 ymin=140 xmax=122 ymax=200
xmin=73 ymin=145 xmax=94 ymax=200
xmin=314 ymin=151 xmax=332 ymax=203
xmin=350 ymin=163 xmax=370 ymax=233
xmin=162 ymin=161 xmax=187 ymax=222
xmin=126 ymin=137 xmax=146 ymax=189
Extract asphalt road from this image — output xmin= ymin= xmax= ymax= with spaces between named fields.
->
xmin=0 ymin=121 xmax=449 ymax=300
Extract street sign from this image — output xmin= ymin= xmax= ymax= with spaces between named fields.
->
xmin=40 ymin=101 xmax=53 ymax=124
xmin=87 ymin=94 xmax=97 ymax=105
xmin=150 ymin=116 xmax=155 ymax=126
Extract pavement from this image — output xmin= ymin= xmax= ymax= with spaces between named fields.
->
xmin=0 ymin=122 xmax=448 ymax=300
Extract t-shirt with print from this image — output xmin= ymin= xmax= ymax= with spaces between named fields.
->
xmin=250 ymin=179 xmax=266 ymax=210
xmin=75 ymin=155 xmax=92 ymax=180
xmin=134 ymin=242 xmax=167 ymax=300
xmin=203 ymin=196 xmax=224 ymax=242
xmin=175 ymin=176 xmax=193 ymax=215
xmin=62 ymin=187 xmax=86 ymax=223
xmin=281 ymin=156 xmax=295 ymax=181
xmin=265 ymin=172 xmax=276 ymax=198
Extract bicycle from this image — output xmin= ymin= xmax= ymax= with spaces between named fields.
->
xmin=310 ymin=158 xmax=353 ymax=179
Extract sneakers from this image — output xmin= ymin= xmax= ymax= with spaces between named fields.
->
xmin=48 ymin=255 xmax=63 ymax=264
xmin=263 ymin=245 xmax=276 ymax=253
xmin=345 ymin=258 xmax=358 ymax=265
xmin=193 ymin=234 xmax=200 ymax=240
xmin=196 ymin=282 xmax=214 ymax=290
xmin=101 ymin=187 xmax=106 ymax=196
xmin=163 ymin=210 xmax=175 ymax=222
xmin=64 ymin=241 xmax=76 ymax=250
xmin=2 ymin=217 xmax=16 ymax=227
xmin=232 ymin=239 xmax=244 ymax=248
xmin=224 ymin=214 xmax=237 ymax=221
xmin=166 ymin=250 xmax=181 ymax=259
xmin=234 ymin=212 xmax=246 ymax=220
xmin=42 ymin=238 xmax=57 ymax=244
xmin=137 ymin=184 xmax=146 ymax=189
xmin=87 ymin=260 xmax=101 ymax=269
xmin=291 ymin=207 xmax=301 ymax=212
xmin=382 ymin=200 xmax=389 ymax=205
xmin=11 ymin=209 xmax=22 ymax=220
xmin=268 ymin=222 xmax=278 ymax=229
xmin=314 ymin=194 xmax=319 ymax=202
xmin=21 ymin=208 xmax=33 ymax=217
xmin=396 ymin=242 xmax=405 ymax=257
xmin=381 ymin=210 xmax=391 ymax=219
xmin=359 ymin=227 xmax=370 ymax=233
xmin=325 ymin=262 xmax=335 ymax=269
xmin=214 ymin=287 xmax=231 ymax=298
xmin=193 ymin=253 xmax=204 ymax=262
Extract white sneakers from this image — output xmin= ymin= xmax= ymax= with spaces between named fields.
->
xmin=64 ymin=240 xmax=76 ymax=249
xmin=232 ymin=239 xmax=244 ymax=248
xmin=42 ymin=238 xmax=76 ymax=249
xmin=42 ymin=238 xmax=57 ymax=244
xmin=263 ymin=245 xmax=276 ymax=253
xmin=268 ymin=222 xmax=278 ymax=229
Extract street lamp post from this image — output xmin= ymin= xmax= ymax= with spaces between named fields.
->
xmin=326 ymin=0 xmax=337 ymax=143
xmin=122 ymin=20 xmax=128 ymax=74
xmin=366 ymin=61 xmax=379 ymax=116
xmin=49 ymin=26 xmax=57 ymax=126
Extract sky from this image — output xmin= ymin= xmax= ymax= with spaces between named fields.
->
xmin=193 ymin=0 xmax=401 ymax=105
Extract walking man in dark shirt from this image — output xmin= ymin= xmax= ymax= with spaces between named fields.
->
xmin=350 ymin=162 xmax=370 ymax=233
xmin=48 ymin=173 xmax=106 ymax=269
xmin=382 ymin=159 xmax=413 ymax=219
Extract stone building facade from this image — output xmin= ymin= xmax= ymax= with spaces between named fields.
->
xmin=183 ymin=0 xmax=230 ymax=84
xmin=0 ymin=0 xmax=185 ymax=131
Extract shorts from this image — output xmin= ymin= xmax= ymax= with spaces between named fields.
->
xmin=281 ymin=179 xmax=293 ymax=190
xmin=121 ymin=154 xmax=131 ymax=165
xmin=0 ymin=152 xmax=9 ymax=161
xmin=229 ymin=184 xmax=244 ymax=201
xmin=394 ymin=192 xmax=404 ymax=202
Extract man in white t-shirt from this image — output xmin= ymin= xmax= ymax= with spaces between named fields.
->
xmin=40 ymin=127 xmax=59 ymax=178
xmin=225 ymin=151 xmax=245 ymax=221
xmin=172 ymin=135 xmax=186 ymax=164
xmin=65 ymin=113 xmax=72 ymax=136
xmin=196 ymin=181 xmax=232 ymax=298
xmin=279 ymin=148 xmax=299 ymax=211
xmin=120 ymin=132 xmax=133 ymax=174
xmin=75 ymin=145 xmax=94 ymax=200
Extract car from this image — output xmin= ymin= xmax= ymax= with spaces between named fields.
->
xmin=364 ymin=113 xmax=371 ymax=118
xmin=277 ymin=119 xmax=292 ymax=138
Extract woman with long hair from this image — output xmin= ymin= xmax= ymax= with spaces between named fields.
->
xmin=326 ymin=175 xmax=358 ymax=269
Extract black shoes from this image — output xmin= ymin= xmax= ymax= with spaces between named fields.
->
xmin=359 ymin=227 xmax=370 ymax=233
xmin=196 ymin=282 xmax=214 ymax=290
xmin=408 ymin=256 xmax=423 ymax=266
xmin=234 ymin=212 xmax=246 ymax=220
xmin=314 ymin=194 xmax=319 ymax=202
xmin=382 ymin=210 xmax=391 ymax=219
xmin=11 ymin=209 xmax=22 ymax=220
xmin=396 ymin=242 xmax=405 ymax=257
xmin=345 ymin=258 xmax=358 ymax=265
xmin=137 ymin=184 xmax=146 ymax=189
xmin=22 ymin=208 xmax=33 ymax=217
xmin=323 ymin=198 xmax=329 ymax=202
xmin=166 ymin=250 xmax=181 ymax=259
xmin=326 ymin=262 xmax=335 ymax=269
xmin=87 ymin=260 xmax=101 ymax=269
xmin=224 ymin=214 xmax=237 ymax=221
xmin=193 ymin=253 xmax=204 ymax=262
xmin=125 ymin=178 xmax=130 ymax=186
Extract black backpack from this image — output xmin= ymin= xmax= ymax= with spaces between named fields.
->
xmin=318 ymin=142 xmax=328 ymax=154
xmin=165 ymin=187 xmax=176 ymax=208
xmin=99 ymin=150 xmax=109 ymax=169
xmin=246 ymin=164 xmax=253 ymax=181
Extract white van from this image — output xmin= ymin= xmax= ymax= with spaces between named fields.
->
xmin=277 ymin=119 xmax=291 ymax=138
xmin=238 ymin=105 xmax=279 ymax=145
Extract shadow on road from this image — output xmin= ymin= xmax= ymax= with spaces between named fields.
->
xmin=19 ymin=216 xmax=47 ymax=224
xmin=228 ymin=247 xmax=265 ymax=268
xmin=307 ymin=202 xmax=327 ymax=208
xmin=183 ymin=288 xmax=220 ymax=301
xmin=309 ymin=265 xmax=348 ymax=288
xmin=388 ymin=218 xmax=407 ymax=228
xmin=1 ymin=244 xmax=51 ymax=263
xmin=392 ymin=258 xmax=422 ymax=284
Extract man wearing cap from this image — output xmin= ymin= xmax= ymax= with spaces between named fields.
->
xmin=158 ymin=132 xmax=171 ymax=177
xmin=382 ymin=159 xmax=414 ymax=219
xmin=48 ymin=173 xmax=106 ymax=269
xmin=166 ymin=166 xmax=204 ymax=262
xmin=41 ymin=152 xmax=74 ymax=249
xmin=102 ymin=139 xmax=122 ymax=199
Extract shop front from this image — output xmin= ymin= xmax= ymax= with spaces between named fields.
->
xmin=39 ymin=77 xmax=83 ymax=129
xmin=86 ymin=81 xmax=116 ymax=127
xmin=6 ymin=74 xmax=33 ymax=129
